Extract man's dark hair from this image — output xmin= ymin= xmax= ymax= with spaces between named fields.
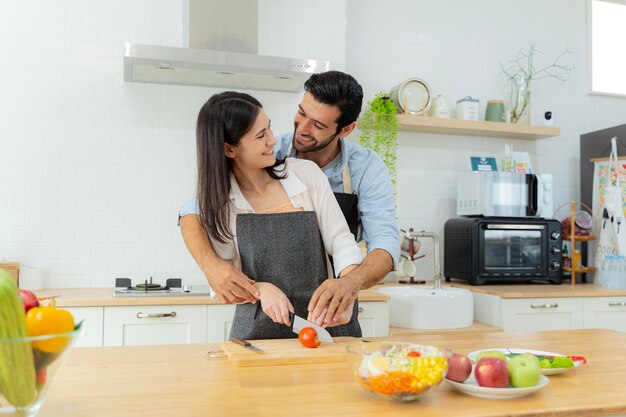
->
xmin=304 ymin=71 xmax=364 ymax=134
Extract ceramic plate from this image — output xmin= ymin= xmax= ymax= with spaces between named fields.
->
xmin=391 ymin=78 xmax=431 ymax=114
xmin=445 ymin=373 xmax=549 ymax=399
xmin=468 ymin=348 xmax=583 ymax=375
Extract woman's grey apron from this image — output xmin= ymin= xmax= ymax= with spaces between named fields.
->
xmin=229 ymin=203 xmax=362 ymax=340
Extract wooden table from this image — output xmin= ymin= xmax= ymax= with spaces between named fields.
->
xmin=40 ymin=329 xmax=626 ymax=417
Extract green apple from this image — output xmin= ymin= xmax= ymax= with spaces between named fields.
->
xmin=517 ymin=353 xmax=540 ymax=368
xmin=508 ymin=355 xmax=541 ymax=388
xmin=475 ymin=350 xmax=508 ymax=363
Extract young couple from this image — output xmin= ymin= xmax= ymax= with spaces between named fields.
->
xmin=180 ymin=71 xmax=399 ymax=340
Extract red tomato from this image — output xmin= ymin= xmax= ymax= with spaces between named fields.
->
xmin=407 ymin=351 xmax=421 ymax=357
xmin=298 ymin=327 xmax=321 ymax=348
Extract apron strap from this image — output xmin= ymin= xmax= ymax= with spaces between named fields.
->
xmin=342 ymin=164 xmax=352 ymax=194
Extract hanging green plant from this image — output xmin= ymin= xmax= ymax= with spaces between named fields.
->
xmin=359 ymin=92 xmax=399 ymax=195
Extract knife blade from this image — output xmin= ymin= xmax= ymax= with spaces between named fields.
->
xmin=231 ymin=337 xmax=264 ymax=353
xmin=289 ymin=312 xmax=333 ymax=343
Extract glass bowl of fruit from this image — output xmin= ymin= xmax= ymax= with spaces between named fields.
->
xmin=1 ymin=270 xmax=80 ymax=417
xmin=346 ymin=342 xmax=450 ymax=401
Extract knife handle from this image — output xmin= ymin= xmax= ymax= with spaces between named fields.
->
xmin=231 ymin=337 xmax=250 ymax=347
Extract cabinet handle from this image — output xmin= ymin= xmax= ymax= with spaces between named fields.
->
xmin=358 ymin=307 xmax=363 ymax=314
xmin=608 ymin=301 xmax=626 ymax=307
xmin=136 ymin=312 xmax=177 ymax=319
xmin=530 ymin=303 xmax=558 ymax=309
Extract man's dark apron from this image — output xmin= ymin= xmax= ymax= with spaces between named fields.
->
xmin=333 ymin=164 xmax=360 ymax=240
xmin=229 ymin=194 xmax=362 ymax=340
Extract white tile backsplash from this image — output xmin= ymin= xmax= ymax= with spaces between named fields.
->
xmin=1 ymin=0 xmax=623 ymax=288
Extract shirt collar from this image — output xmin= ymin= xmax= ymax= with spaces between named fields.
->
xmin=228 ymin=162 xmax=307 ymax=210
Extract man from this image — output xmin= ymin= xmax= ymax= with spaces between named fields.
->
xmin=179 ymin=70 xmax=399 ymax=327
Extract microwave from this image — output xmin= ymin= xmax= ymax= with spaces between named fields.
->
xmin=456 ymin=172 xmax=553 ymax=217
xmin=444 ymin=217 xmax=563 ymax=285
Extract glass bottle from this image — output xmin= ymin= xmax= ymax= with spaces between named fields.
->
xmin=502 ymin=144 xmax=515 ymax=173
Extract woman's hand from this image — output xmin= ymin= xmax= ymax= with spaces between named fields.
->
xmin=255 ymin=282 xmax=294 ymax=325
xmin=308 ymin=299 xmax=355 ymax=328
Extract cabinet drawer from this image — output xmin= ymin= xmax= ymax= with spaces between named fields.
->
xmin=103 ymin=305 xmax=207 ymax=346
xmin=358 ymin=301 xmax=389 ymax=338
xmin=65 ymin=307 xmax=104 ymax=347
xmin=501 ymin=298 xmax=584 ymax=332
xmin=206 ymin=304 xmax=236 ymax=343
xmin=584 ymin=296 xmax=626 ymax=332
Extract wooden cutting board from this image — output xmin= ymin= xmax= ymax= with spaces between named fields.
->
xmin=220 ymin=337 xmax=357 ymax=367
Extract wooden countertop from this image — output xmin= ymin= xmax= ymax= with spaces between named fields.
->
xmin=389 ymin=321 xmax=502 ymax=336
xmin=450 ymin=282 xmax=626 ymax=299
xmin=39 ymin=329 xmax=625 ymax=417
xmin=34 ymin=287 xmax=389 ymax=307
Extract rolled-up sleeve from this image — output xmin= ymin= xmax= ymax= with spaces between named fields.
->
xmin=179 ymin=196 xmax=199 ymax=217
xmin=354 ymin=154 xmax=400 ymax=269
xmin=305 ymin=162 xmax=363 ymax=274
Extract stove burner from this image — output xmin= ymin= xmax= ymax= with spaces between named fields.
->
xmin=115 ymin=277 xmax=183 ymax=291
xmin=135 ymin=282 xmax=164 ymax=291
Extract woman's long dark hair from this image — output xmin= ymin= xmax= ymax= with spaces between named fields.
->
xmin=196 ymin=91 xmax=286 ymax=244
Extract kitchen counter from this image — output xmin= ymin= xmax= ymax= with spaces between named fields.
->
xmin=450 ymin=282 xmax=626 ymax=299
xmin=389 ymin=321 xmax=501 ymax=336
xmin=40 ymin=328 xmax=625 ymax=417
xmin=34 ymin=287 xmax=389 ymax=307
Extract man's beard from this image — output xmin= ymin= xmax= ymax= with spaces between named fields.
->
xmin=292 ymin=125 xmax=339 ymax=154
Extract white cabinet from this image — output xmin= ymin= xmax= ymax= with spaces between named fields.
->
xmin=65 ymin=307 xmax=104 ymax=347
xmin=103 ymin=305 xmax=207 ymax=346
xmin=500 ymin=298 xmax=584 ymax=332
xmin=207 ymin=304 xmax=236 ymax=343
xmin=473 ymin=293 xmax=584 ymax=332
xmin=358 ymin=301 xmax=389 ymax=337
xmin=584 ymin=296 xmax=626 ymax=332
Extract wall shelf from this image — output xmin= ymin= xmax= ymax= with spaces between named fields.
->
xmin=393 ymin=114 xmax=561 ymax=140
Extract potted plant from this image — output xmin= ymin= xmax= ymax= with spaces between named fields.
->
xmin=359 ymin=92 xmax=399 ymax=194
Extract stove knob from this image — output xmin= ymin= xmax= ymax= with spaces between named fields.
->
xmin=550 ymin=261 xmax=561 ymax=270
xmin=550 ymin=232 xmax=561 ymax=240
xmin=551 ymin=246 xmax=561 ymax=255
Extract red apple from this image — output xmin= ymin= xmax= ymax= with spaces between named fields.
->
xmin=446 ymin=353 xmax=473 ymax=383
xmin=474 ymin=357 xmax=509 ymax=388
xmin=19 ymin=289 xmax=39 ymax=313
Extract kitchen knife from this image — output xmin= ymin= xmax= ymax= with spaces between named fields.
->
xmin=231 ymin=337 xmax=264 ymax=353
xmin=289 ymin=312 xmax=333 ymax=343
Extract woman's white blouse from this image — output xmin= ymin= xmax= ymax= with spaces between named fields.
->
xmin=211 ymin=157 xmax=363 ymax=277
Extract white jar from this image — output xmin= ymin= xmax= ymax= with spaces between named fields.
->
xmin=456 ymin=96 xmax=480 ymax=121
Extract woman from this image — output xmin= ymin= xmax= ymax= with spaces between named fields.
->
xmin=196 ymin=91 xmax=363 ymax=340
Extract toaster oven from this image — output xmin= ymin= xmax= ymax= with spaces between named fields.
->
xmin=444 ymin=217 xmax=563 ymax=285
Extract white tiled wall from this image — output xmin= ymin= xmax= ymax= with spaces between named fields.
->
xmin=1 ymin=0 xmax=624 ymax=287
xmin=347 ymin=0 xmax=626 ymax=281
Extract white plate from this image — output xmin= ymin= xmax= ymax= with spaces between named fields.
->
xmin=391 ymin=78 xmax=431 ymax=115
xmin=445 ymin=373 xmax=549 ymax=399
xmin=468 ymin=348 xmax=583 ymax=375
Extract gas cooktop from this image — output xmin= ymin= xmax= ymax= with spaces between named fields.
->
xmin=112 ymin=277 xmax=213 ymax=298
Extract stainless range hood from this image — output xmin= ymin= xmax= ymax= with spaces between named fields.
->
xmin=123 ymin=0 xmax=330 ymax=93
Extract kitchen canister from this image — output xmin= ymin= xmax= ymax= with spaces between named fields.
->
xmin=19 ymin=266 xmax=45 ymax=290
xmin=456 ymin=96 xmax=479 ymax=121
xmin=485 ymin=99 xmax=506 ymax=122
xmin=428 ymin=95 xmax=450 ymax=118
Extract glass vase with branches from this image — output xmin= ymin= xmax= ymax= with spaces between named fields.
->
xmin=500 ymin=44 xmax=575 ymax=124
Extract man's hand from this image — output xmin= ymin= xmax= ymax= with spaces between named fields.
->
xmin=208 ymin=260 xmax=260 ymax=304
xmin=256 ymin=282 xmax=294 ymax=325
xmin=307 ymin=276 xmax=359 ymax=327
xmin=179 ymin=214 xmax=260 ymax=304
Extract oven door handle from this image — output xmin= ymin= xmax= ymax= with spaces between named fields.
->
xmin=527 ymin=174 xmax=538 ymax=216
xmin=136 ymin=312 xmax=177 ymax=319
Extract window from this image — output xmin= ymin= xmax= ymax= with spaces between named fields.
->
xmin=589 ymin=0 xmax=626 ymax=96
